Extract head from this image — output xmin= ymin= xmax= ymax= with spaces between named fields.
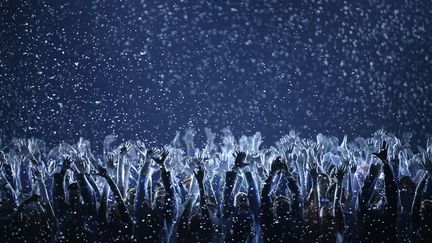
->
xmin=319 ymin=203 xmax=333 ymax=225
xmin=68 ymin=182 xmax=81 ymax=207
xmin=273 ymin=196 xmax=291 ymax=217
xmin=400 ymin=176 xmax=415 ymax=193
xmin=22 ymin=203 xmax=43 ymax=222
xmin=317 ymin=173 xmax=330 ymax=195
xmin=420 ymin=199 xmax=432 ymax=221
xmin=126 ymin=188 xmax=136 ymax=204
xmin=234 ymin=192 xmax=249 ymax=211
xmin=189 ymin=213 xmax=202 ymax=234
xmin=125 ymin=188 xmax=136 ymax=214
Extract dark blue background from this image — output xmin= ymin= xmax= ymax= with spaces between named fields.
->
xmin=1 ymin=0 xmax=431 ymax=150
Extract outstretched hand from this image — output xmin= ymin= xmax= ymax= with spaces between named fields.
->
xmin=107 ymin=152 xmax=115 ymax=164
xmin=335 ymin=165 xmax=347 ymax=183
xmin=152 ymin=149 xmax=169 ymax=168
xmin=146 ymin=147 xmax=158 ymax=158
xmin=17 ymin=139 xmax=34 ymax=160
xmin=74 ymin=155 xmax=90 ymax=174
xmin=95 ymin=163 xmax=110 ymax=178
xmin=306 ymin=161 xmax=318 ymax=178
xmin=372 ymin=140 xmax=389 ymax=162
xmin=349 ymin=162 xmax=357 ymax=174
xmin=61 ymin=156 xmax=73 ymax=173
xmin=194 ymin=164 xmax=205 ymax=184
xmin=120 ymin=141 xmax=132 ymax=156
xmin=270 ymin=156 xmax=285 ymax=173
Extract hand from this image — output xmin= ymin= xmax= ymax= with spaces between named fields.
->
xmin=95 ymin=163 xmax=110 ymax=178
xmin=197 ymin=151 xmax=209 ymax=163
xmin=270 ymin=156 xmax=285 ymax=173
xmin=152 ymin=149 xmax=169 ymax=167
xmin=372 ymin=140 xmax=389 ymax=162
xmin=341 ymin=151 xmax=353 ymax=165
xmin=107 ymin=152 xmax=115 ymax=164
xmin=17 ymin=139 xmax=31 ymax=158
xmin=312 ymin=143 xmax=323 ymax=162
xmin=193 ymin=165 xmax=205 ymax=183
xmin=349 ymin=163 xmax=357 ymax=174
xmin=421 ymin=153 xmax=432 ymax=175
xmin=281 ymin=143 xmax=294 ymax=159
xmin=306 ymin=161 xmax=318 ymax=178
xmin=74 ymin=155 xmax=89 ymax=174
xmin=183 ymin=127 xmax=196 ymax=146
xmin=120 ymin=141 xmax=132 ymax=156
xmin=232 ymin=151 xmax=248 ymax=171
xmin=301 ymin=139 xmax=316 ymax=150
xmin=146 ymin=147 xmax=158 ymax=158
xmin=136 ymin=140 xmax=146 ymax=155
xmin=61 ymin=156 xmax=72 ymax=172
xmin=335 ymin=165 xmax=347 ymax=183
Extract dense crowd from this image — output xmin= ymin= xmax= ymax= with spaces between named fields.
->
xmin=0 ymin=128 xmax=431 ymax=242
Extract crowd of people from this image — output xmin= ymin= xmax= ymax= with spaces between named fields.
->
xmin=0 ymin=128 xmax=431 ymax=242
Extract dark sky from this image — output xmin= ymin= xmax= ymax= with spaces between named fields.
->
xmin=1 ymin=0 xmax=431 ymax=150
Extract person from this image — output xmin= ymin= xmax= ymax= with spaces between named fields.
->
xmin=411 ymin=153 xmax=432 ymax=242
xmin=0 ymin=130 xmax=430 ymax=243
xmin=222 ymin=151 xmax=257 ymax=242
xmin=260 ymin=156 xmax=303 ymax=242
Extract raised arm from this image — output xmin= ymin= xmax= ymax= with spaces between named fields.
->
xmin=98 ymin=182 xmax=109 ymax=225
xmin=72 ymin=155 xmax=98 ymax=217
xmin=244 ymin=170 xmax=260 ymax=221
xmin=411 ymin=172 xmax=428 ymax=230
xmin=194 ymin=165 xmax=211 ymax=221
xmin=373 ymin=141 xmax=398 ymax=212
xmin=306 ymin=161 xmax=319 ymax=219
xmin=232 ymin=152 xmax=260 ymax=222
xmin=412 ymin=154 xmax=432 ymax=229
xmin=334 ymin=165 xmax=347 ymax=235
xmin=0 ymin=171 xmax=16 ymax=210
xmin=260 ymin=157 xmax=283 ymax=228
xmin=134 ymin=149 xmax=155 ymax=219
xmin=153 ymin=149 xmax=176 ymax=223
xmin=96 ymin=164 xmax=132 ymax=226
xmin=222 ymin=151 xmax=248 ymax=219
xmin=117 ymin=142 xmax=132 ymax=197
xmin=32 ymin=166 xmax=57 ymax=230
xmin=358 ymin=163 xmax=381 ymax=213
xmin=76 ymin=173 xmax=97 ymax=217
xmin=222 ymin=170 xmax=238 ymax=220
xmin=52 ymin=156 xmax=71 ymax=218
